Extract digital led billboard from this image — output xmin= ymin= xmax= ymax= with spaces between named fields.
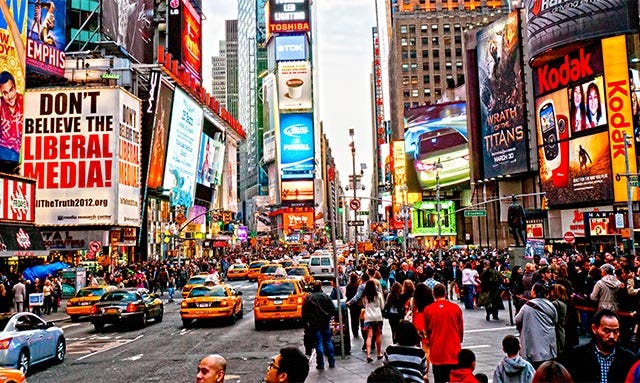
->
xmin=277 ymin=61 xmax=312 ymax=111
xmin=281 ymin=180 xmax=314 ymax=207
xmin=167 ymin=0 xmax=202 ymax=82
xmin=147 ymin=80 xmax=174 ymax=189
xmin=101 ymin=0 xmax=154 ymax=64
xmin=279 ymin=113 xmax=314 ymax=179
xmin=275 ymin=34 xmax=307 ymax=62
xmin=266 ymin=0 xmax=310 ymax=41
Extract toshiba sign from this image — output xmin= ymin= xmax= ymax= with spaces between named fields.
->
xmin=266 ymin=0 xmax=310 ymax=40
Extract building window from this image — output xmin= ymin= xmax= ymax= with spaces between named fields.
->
xmin=410 ymin=63 xmax=418 ymax=71
xmin=422 ymin=50 xmax=429 ymax=58
xmin=410 ymin=50 xmax=417 ymax=58
xmin=433 ymin=62 xmax=440 ymax=70
xmin=422 ymin=37 xmax=429 ymax=45
xmin=411 ymin=76 xmax=418 ymax=85
xmin=444 ymin=23 xmax=451 ymax=32
xmin=424 ymin=88 xmax=431 ymax=96
xmin=455 ymin=35 xmax=462 ymax=44
xmin=457 ymin=74 xmax=465 ymax=85
xmin=402 ymin=50 xmax=409 ymax=59
xmin=423 ymin=75 xmax=430 ymax=84
xmin=432 ymin=37 xmax=439 ymax=45
xmin=402 ymin=76 xmax=410 ymax=85
xmin=412 ymin=89 xmax=419 ymax=97
xmin=400 ymin=25 xmax=408 ymax=33
xmin=434 ymin=75 xmax=441 ymax=84
xmin=455 ymin=48 xmax=462 ymax=56
xmin=413 ymin=102 xmax=420 ymax=107
xmin=431 ymin=24 xmax=438 ymax=31
xmin=454 ymin=23 xmax=461 ymax=30
xmin=402 ymin=38 xmax=408 ymax=46
xmin=404 ymin=102 xmax=411 ymax=109
xmin=403 ymin=89 xmax=410 ymax=97
xmin=456 ymin=61 xmax=463 ymax=68
xmin=445 ymin=62 xmax=452 ymax=69
xmin=402 ymin=63 xmax=409 ymax=72
xmin=435 ymin=88 xmax=442 ymax=98
xmin=445 ymin=48 xmax=451 ymax=57
xmin=421 ymin=24 xmax=428 ymax=33
xmin=409 ymin=37 xmax=416 ymax=46
xmin=422 ymin=62 xmax=430 ymax=70
xmin=409 ymin=25 xmax=416 ymax=34
xmin=432 ymin=49 xmax=439 ymax=58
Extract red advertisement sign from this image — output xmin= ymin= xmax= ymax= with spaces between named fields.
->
xmin=168 ymin=0 xmax=201 ymax=82
xmin=0 ymin=175 xmax=35 ymax=223
xmin=283 ymin=211 xmax=314 ymax=234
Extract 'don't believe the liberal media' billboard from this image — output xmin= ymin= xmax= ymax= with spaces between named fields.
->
xmin=23 ymin=87 xmax=142 ymax=226
xmin=278 ymin=113 xmax=314 ymax=179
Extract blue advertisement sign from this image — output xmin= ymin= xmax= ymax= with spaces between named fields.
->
xmin=26 ymin=0 xmax=66 ymax=77
xmin=279 ymin=113 xmax=314 ymax=179
xmin=275 ymin=34 xmax=307 ymax=62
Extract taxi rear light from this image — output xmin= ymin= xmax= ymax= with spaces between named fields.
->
xmin=126 ymin=303 xmax=138 ymax=313
xmin=181 ymin=301 xmax=188 ymax=308
xmin=90 ymin=305 xmax=97 ymax=314
xmin=67 ymin=301 xmax=76 ymax=307
xmin=254 ymin=299 xmax=260 ymax=308
xmin=220 ymin=300 xmax=229 ymax=307
xmin=0 ymin=338 xmax=11 ymax=349
xmin=297 ymin=297 xmax=303 ymax=304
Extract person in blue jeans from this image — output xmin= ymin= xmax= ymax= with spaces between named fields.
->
xmin=302 ymin=281 xmax=336 ymax=370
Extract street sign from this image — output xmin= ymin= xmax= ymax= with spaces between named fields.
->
xmin=349 ymin=198 xmax=361 ymax=211
xmin=615 ymin=213 xmax=624 ymax=229
xmin=563 ymin=231 xmax=575 ymax=244
xmin=464 ymin=209 xmax=487 ymax=217
xmin=347 ymin=220 xmax=365 ymax=227
xmin=358 ymin=211 xmax=369 ymax=216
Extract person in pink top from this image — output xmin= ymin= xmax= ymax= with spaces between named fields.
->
xmin=423 ymin=283 xmax=464 ymax=383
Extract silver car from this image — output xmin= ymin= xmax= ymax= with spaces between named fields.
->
xmin=0 ymin=312 xmax=65 ymax=375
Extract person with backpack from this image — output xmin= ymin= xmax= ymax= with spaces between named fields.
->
xmin=302 ymin=281 xmax=336 ymax=370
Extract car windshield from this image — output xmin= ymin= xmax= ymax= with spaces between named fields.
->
xmin=101 ymin=291 xmax=136 ymax=302
xmin=190 ymin=286 xmax=227 ymax=298
xmin=261 ymin=266 xmax=279 ymax=273
xmin=418 ymin=131 xmax=467 ymax=154
xmin=77 ymin=288 xmax=105 ymax=297
xmin=250 ymin=262 xmax=266 ymax=269
xmin=287 ymin=268 xmax=304 ymax=276
xmin=259 ymin=282 xmax=296 ymax=296
xmin=230 ymin=265 xmax=245 ymax=270
xmin=187 ymin=277 xmax=206 ymax=285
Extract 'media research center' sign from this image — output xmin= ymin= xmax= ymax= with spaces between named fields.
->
xmin=266 ymin=0 xmax=310 ymax=40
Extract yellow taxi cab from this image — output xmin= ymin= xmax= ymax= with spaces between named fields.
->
xmin=285 ymin=265 xmax=314 ymax=287
xmin=253 ymin=278 xmax=307 ymax=330
xmin=0 ymin=367 xmax=26 ymax=383
xmin=180 ymin=283 xmax=243 ymax=327
xmin=225 ymin=263 xmax=249 ymax=280
xmin=66 ymin=285 xmax=116 ymax=321
xmin=181 ymin=273 xmax=211 ymax=299
xmin=257 ymin=264 xmax=286 ymax=285
xmin=247 ymin=260 xmax=270 ymax=281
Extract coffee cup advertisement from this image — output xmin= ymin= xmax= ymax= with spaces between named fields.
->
xmin=277 ymin=61 xmax=312 ymax=110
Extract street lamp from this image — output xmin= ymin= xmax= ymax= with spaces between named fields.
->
xmin=435 ymin=158 xmax=443 ymax=262
xmin=349 ymin=128 xmax=359 ymax=269
xmin=399 ymin=185 xmax=409 ymax=259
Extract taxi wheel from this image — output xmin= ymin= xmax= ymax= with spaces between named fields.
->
xmin=228 ymin=312 xmax=236 ymax=325
xmin=237 ymin=304 xmax=244 ymax=319
xmin=93 ymin=322 xmax=105 ymax=331
xmin=255 ymin=320 xmax=264 ymax=331
xmin=156 ymin=308 xmax=164 ymax=323
xmin=182 ymin=319 xmax=192 ymax=328
xmin=70 ymin=315 xmax=80 ymax=322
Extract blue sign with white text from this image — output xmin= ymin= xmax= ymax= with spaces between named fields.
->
xmin=279 ymin=113 xmax=314 ymax=179
xmin=275 ymin=34 xmax=307 ymax=62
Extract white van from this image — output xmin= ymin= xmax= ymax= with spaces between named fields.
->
xmin=308 ymin=252 xmax=334 ymax=280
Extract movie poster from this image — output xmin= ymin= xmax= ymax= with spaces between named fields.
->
xmin=26 ymin=0 xmax=66 ymax=76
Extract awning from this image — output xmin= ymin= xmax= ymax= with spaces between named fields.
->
xmin=0 ymin=225 xmax=49 ymax=257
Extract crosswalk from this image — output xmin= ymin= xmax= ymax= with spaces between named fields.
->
xmin=65 ymin=334 xmax=143 ymax=359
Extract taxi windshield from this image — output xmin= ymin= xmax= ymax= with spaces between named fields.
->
xmin=287 ymin=268 xmax=304 ymax=276
xmin=259 ymin=282 xmax=295 ymax=296
xmin=77 ymin=288 xmax=105 ymax=297
xmin=101 ymin=291 xmax=136 ymax=302
xmin=261 ymin=266 xmax=279 ymax=273
xmin=190 ymin=286 xmax=227 ymax=298
xmin=230 ymin=264 xmax=245 ymax=270
xmin=187 ymin=277 xmax=206 ymax=285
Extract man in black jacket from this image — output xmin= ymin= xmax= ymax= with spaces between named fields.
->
xmin=302 ymin=281 xmax=336 ymax=370
xmin=562 ymin=309 xmax=636 ymax=383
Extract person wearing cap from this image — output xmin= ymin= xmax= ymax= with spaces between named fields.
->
xmin=590 ymin=263 xmax=624 ymax=311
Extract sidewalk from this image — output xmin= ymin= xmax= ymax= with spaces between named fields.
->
xmin=307 ymin=300 xmax=520 ymax=383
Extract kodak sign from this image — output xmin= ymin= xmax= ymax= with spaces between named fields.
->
xmin=602 ymin=35 xmax=640 ymax=202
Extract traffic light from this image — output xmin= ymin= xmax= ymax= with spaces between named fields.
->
xmin=338 ymin=199 xmax=344 ymax=214
xmin=541 ymin=196 xmax=549 ymax=210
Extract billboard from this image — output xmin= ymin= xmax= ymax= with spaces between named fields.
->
xmin=147 ymin=79 xmax=173 ymax=189
xmin=283 ymin=210 xmax=314 ymax=234
xmin=524 ymin=0 xmax=638 ymax=64
xmin=196 ymin=133 xmax=215 ymax=187
xmin=23 ymin=87 xmax=142 ymax=226
xmin=167 ymin=0 xmax=202 ymax=82
xmin=226 ymin=140 xmax=238 ymax=213
xmin=411 ymin=200 xmax=457 ymax=236
xmin=278 ymin=113 xmax=314 ymax=179
xmin=26 ymin=0 xmax=65 ymax=77
xmin=0 ymin=175 xmax=35 ymax=223
xmin=277 ymin=61 xmax=312 ymax=111
xmin=162 ymin=88 xmax=203 ymax=210
xmin=266 ymin=0 xmax=310 ymax=40
xmin=476 ymin=12 xmax=528 ymax=178
xmin=275 ymin=34 xmax=307 ymax=62
xmin=101 ymin=0 xmax=155 ymax=64
xmin=403 ymin=102 xmax=468 ymax=191
xmin=262 ymin=73 xmax=278 ymax=163
xmin=0 ymin=0 xmax=28 ymax=165
xmin=281 ymin=180 xmax=313 ymax=207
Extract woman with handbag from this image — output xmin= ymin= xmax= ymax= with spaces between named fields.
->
xmin=362 ymin=280 xmax=385 ymax=363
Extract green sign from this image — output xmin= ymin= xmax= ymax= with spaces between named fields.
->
xmin=464 ymin=209 xmax=487 ymax=217
xmin=358 ymin=211 xmax=369 ymax=216
xmin=631 ymin=176 xmax=640 ymax=187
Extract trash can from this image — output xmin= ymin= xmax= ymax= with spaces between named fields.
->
xmin=331 ymin=300 xmax=351 ymax=355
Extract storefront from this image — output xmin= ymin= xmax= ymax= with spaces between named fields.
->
xmin=0 ymin=224 xmax=49 ymax=275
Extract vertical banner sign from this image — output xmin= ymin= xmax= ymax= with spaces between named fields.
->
xmin=392 ymin=140 xmax=406 ymax=229
xmin=167 ymin=0 xmax=201 ymax=82
xmin=147 ymin=80 xmax=173 ymax=189
xmin=23 ymin=88 xmax=142 ymax=226
xmin=226 ymin=140 xmax=238 ymax=213
xmin=277 ymin=61 xmax=312 ymax=111
xmin=0 ymin=0 xmax=28 ymax=165
xmin=26 ymin=0 xmax=66 ymax=76
xmin=278 ymin=113 xmax=314 ymax=179
xmin=602 ymin=35 xmax=640 ymax=202
xmin=0 ymin=175 xmax=35 ymax=223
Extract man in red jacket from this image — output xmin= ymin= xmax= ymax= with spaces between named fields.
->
xmin=424 ymin=283 xmax=464 ymax=383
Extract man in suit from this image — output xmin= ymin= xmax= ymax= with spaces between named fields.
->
xmin=12 ymin=278 xmax=25 ymax=312
xmin=445 ymin=261 xmax=462 ymax=301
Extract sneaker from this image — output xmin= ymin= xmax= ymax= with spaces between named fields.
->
xmin=316 ymin=365 xmax=325 ymax=370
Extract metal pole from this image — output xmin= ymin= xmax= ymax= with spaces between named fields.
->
xmin=329 ymin=176 xmax=345 ymax=358
xmin=403 ymin=205 xmax=408 ymax=259
xmin=436 ymin=171 xmax=442 ymax=262
xmin=624 ymin=132 xmax=636 ymax=257
xmin=350 ymin=131 xmax=359 ymax=270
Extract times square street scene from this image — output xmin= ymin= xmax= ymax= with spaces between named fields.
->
xmin=2 ymin=0 xmax=640 ymax=382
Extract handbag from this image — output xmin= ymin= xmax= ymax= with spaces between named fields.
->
xmin=403 ymin=298 xmax=414 ymax=322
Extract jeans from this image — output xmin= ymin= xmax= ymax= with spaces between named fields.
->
xmin=168 ymin=287 xmax=175 ymax=301
xmin=463 ymin=285 xmax=475 ymax=309
xmin=313 ymin=324 xmax=335 ymax=368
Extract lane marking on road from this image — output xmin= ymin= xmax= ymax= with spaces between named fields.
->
xmin=463 ymin=345 xmax=491 ymax=349
xmin=61 ymin=323 xmax=82 ymax=330
xmin=122 ymin=353 xmax=144 ymax=361
xmin=465 ymin=326 xmax=516 ymax=333
xmin=76 ymin=334 xmax=144 ymax=361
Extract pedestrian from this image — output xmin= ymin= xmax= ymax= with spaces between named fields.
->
xmin=382 ymin=282 xmax=405 ymax=343
xmin=301 ymin=281 xmax=336 ymax=370
xmin=531 ymin=361 xmax=573 ymax=383
xmin=263 ymin=347 xmax=309 ymax=383
xmin=493 ymin=335 xmax=535 ymax=383
xmin=167 ymin=274 xmax=176 ymax=302
xmin=514 ymin=283 xmax=557 ymax=369
xmin=562 ymin=309 xmax=637 ymax=383
xmin=461 ymin=262 xmax=480 ymax=310
xmin=11 ymin=278 xmax=25 ymax=313
xmin=195 ymin=354 xmax=226 ymax=383
xmin=549 ymin=284 xmax=569 ymax=356
xmin=345 ymin=272 xmax=362 ymax=339
xmin=423 ymin=283 xmax=464 ymax=383
xmin=367 ymin=365 xmax=405 ymax=383
xmin=412 ymin=283 xmax=434 ymax=362
xmin=42 ymin=279 xmax=52 ymax=315
xmin=449 ymin=349 xmax=480 ymax=383
xmin=478 ymin=259 xmax=502 ymax=321
xmin=590 ymin=263 xmax=623 ymax=311
xmin=0 ymin=284 xmax=10 ymax=312
xmin=383 ymin=321 xmax=427 ymax=383
xmin=362 ymin=279 xmax=385 ymax=363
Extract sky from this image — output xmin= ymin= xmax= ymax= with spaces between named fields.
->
xmin=201 ymin=1 xmax=377 ymax=196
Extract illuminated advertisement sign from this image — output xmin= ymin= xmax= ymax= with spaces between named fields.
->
xmin=391 ymin=140 xmax=406 ymax=230
xmin=373 ymin=28 xmax=387 ymax=186
xmin=23 ymin=88 xmax=142 ymax=226
xmin=283 ymin=210 xmax=314 ymax=234
xmin=403 ymin=102 xmax=468 ymax=191
xmin=524 ymin=0 xmax=638 ymax=64
xmin=584 ymin=211 xmax=616 ymax=236
xmin=411 ymin=200 xmax=457 ymax=236
xmin=0 ymin=0 xmax=27 ymax=165
xmin=0 ymin=175 xmax=35 ymax=223
xmin=281 ymin=180 xmax=314 ymax=207
xmin=262 ymin=73 xmax=278 ymax=163
xmin=277 ymin=61 xmax=312 ymax=111
xmin=101 ymin=0 xmax=154 ymax=64
xmin=476 ymin=12 xmax=528 ymax=178
xmin=279 ymin=113 xmax=314 ymax=179
xmin=147 ymin=79 xmax=173 ymax=189
xmin=266 ymin=0 xmax=310 ymax=40
xmin=196 ymin=133 xmax=216 ymax=187
xmin=275 ymin=34 xmax=307 ymax=62
xmin=167 ymin=0 xmax=202 ymax=82
xmin=526 ymin=219 xmax=544 ymax=239
xmin=162 ymin=88 xmax=203 ymax=210
xmin=560 ymin=207 xmax=611 ymax=238
xmin=224 ymin=140 xmax=238 ymax=213
xmin=26 ymin=0 xmax=66 ymax=77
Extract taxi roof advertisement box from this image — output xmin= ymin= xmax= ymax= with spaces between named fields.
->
xmin=22 ymin=87 xmax=142 ymax=227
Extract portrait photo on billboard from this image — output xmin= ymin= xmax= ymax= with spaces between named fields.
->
xmin=279 ymin=113 xmax=314 ymax=179
xmin=26 ymin=0 xmax=66 ymax=77
xmin=101 ymin=0 xmax=155 ymax=64
xmin=476 ymin=11 xmax=527 ymax=179
xmin=281 ymin=180 xmax=314 ymax=206
xmin=196 ymin=133 xmax=215 ymax=187
xmin=147 ymin=80 xmax=174 ymax=189
xmin=568 ymin=78 xmax=606 ymax=135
